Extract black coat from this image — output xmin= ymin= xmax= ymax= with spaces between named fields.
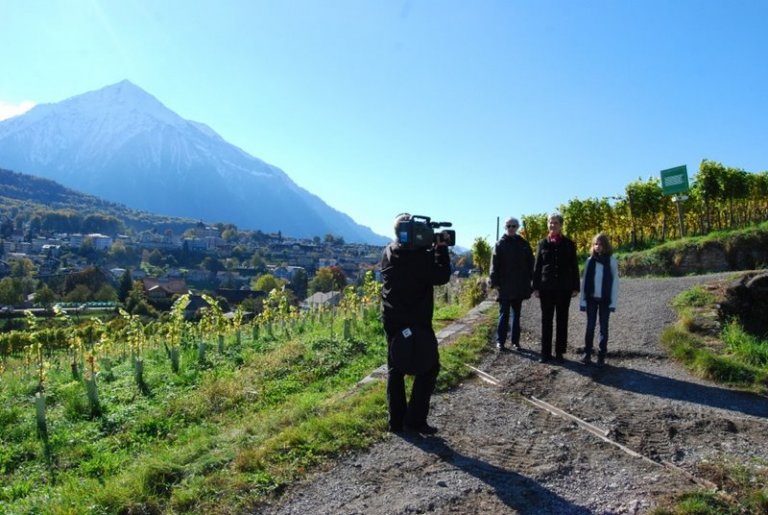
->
xmin=380 ymin=242 xmax=451 ymax=333
xmin=532 ymin=236 xmax=580 ymax=293
xmin=489 ymin=234 xmax=534 ymax=300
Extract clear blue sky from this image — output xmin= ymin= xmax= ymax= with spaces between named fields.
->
xmin=1 ymin=0 xmax=766 ymax=248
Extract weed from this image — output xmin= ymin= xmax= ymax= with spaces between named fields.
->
xmin=721 ymin=320 xmax=768 ymax=367
xmin=672 ymin=286 xmax=718 ymax=310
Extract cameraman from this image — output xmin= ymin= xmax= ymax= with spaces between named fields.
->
xmin=381 ymin=213 xmax=452 ymax=435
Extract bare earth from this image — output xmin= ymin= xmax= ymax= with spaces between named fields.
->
xmin=259 ymin=273 xmax=768 ymax=514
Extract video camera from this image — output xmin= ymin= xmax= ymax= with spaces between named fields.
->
xmin=396 ymin=215 xmax=456 ymax=249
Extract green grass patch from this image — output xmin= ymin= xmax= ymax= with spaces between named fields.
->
xmin=721 ymin=320 xmax=768 ymax=368
xmin=672 ymin=285 xmax=718 ymax=310
xmin=652 ymin=457 xmax=768 ymax=515
xmin=0 ymin=283 xmax=490 ymax=514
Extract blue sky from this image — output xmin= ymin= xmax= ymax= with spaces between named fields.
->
xmin=1 ymin=0 xmax=766 ymax=248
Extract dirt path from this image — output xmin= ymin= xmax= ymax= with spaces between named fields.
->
xmin=259 ymin=273 xmax=768 ymax=514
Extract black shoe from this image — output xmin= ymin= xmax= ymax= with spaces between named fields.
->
xmin=538 ymin=356 xmax=552 ymax=363
xmin=388 ymin=421 xmax=404 ymax=433
xmin=513 ymin=343 xmax=522 ymax=351
xmin=405 ymin=423 xmax=438 ymax=435
xmin=495 ymin=342 xmax=508 ymax=352
xmin=580 ymin=355 xmax=592 ymax=365
xmin=596 ymin=356 xmax=605 ymax=367
xmin=555 ymin=354 xmax=565 ymax=363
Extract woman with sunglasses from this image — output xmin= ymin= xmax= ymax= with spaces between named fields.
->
xmin=489 ymin=217 xmax=534 ymax=351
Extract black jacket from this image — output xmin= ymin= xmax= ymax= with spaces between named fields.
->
xmin=380 ymin=242 xmax=451 ymax=332
xmin=489 ymin=234 xmax=534 ymax=300
xmin=532 ymin=236 xmax=580 ymax=293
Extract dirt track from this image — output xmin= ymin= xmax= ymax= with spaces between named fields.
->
xmin=260 ymin=273 xmax=768 ymax=514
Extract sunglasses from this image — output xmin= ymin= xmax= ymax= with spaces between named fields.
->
xmin=506 ymin=224 xmax=518 ymax=228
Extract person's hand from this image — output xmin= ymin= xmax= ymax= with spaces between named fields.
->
xmin=435 ymin=230 xmax=451 ymax=247
xmin=580 ymin=306 xmax=586 ymax=312
xmin=571 ymin=290 xmax=579 ymax=298
xmin=532 ymin=289 xmax=539 ymax=298
xmin=610 ymin=307 xmax=616 ymax=313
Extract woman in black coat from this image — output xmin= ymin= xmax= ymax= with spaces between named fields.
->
xmin=532 ymin=213 xmax=580 ymax=363
xmin=489 ymin=217 xmax=534 ymax=351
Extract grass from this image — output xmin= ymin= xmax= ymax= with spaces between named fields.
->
xmin=0 ymin=290 xmax=493 ymax=514
xmin=656 ymin=279 xmax=768 ymax=514
xmin=651 ymin=457 xmax=768 ymax=515
xmin=662 ymin=286 xmax=768 ymax=393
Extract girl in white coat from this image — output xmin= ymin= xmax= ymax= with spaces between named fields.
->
xmin=579 ymin=233 xmax=619 ymax=367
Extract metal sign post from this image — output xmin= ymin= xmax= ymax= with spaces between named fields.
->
xmin=672 ymin=194 xmax=688 ymax=237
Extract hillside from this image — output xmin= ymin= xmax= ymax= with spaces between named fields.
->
xmin=619 ymin=221 xmax=768 ymax=277
xmin=0 ymin=167 xmax=199 ymax=234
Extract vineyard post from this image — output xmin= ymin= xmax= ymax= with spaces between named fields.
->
xmin=627 ymin=190 xmax=638 ymax=249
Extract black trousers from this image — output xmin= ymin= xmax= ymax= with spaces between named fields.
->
xmin=387 ymin=362 xmax=439 ymax=429
xmin=539 ymin=289 xmax=573 ymax=358
xmin=385 ymin=327 xmax=440 ymax=429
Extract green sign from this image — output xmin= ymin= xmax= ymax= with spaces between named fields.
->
xmin=660 ymin=165 xmax=690 ymax=195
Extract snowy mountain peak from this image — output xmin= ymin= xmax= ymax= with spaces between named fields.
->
xmin=0 ymin=82 xmax=388 ymax=244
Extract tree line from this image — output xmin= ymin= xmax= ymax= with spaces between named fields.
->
xmin=519 ymin=159 xmax=768 ymax=253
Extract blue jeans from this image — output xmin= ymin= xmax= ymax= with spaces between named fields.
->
xmin=496 ymin=298 xmax=523 ymax=346
xmin=584 ymin=298 xmax=611 ymax=358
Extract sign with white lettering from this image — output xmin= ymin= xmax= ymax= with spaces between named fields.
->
xmin=660 ymin=165 xmax=690 ymax=195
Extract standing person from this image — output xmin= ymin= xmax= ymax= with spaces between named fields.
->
xmin=579 ymin=233 xmax=619 ymax=367
xmin=381 ymin=213 xmax=452 ymax=434
xmin=532 ymin=213 xmax=580 ymax=363
xmin=489 ymin=217 xmax=534 ymax=351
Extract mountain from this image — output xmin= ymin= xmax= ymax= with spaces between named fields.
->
xmin=0 ymin=80 xmax=388 ymax=244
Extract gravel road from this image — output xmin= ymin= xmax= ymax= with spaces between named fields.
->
xmin=259 ymin=273 xmax=768 ymax=514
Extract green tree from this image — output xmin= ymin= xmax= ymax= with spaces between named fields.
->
xmin=147 ymin=249 xmax=165 ymax=267
xmin=10 ymin=257 xmax=35 ymax=278
xmin=289 ymin=268 xmax=308 ymax=300
xmin=94 ymin=284 xmax=117 ymax=302
xmin=65 ymin=284 xmax=92 ymax=303
xmin=0 ymin=277 xmax=23 ymax=306
xmin=0 ymin=218 xmax=13 ymax=238
xmin=720 ymin=166 xmax=749 ymax=227
xmin=471 ymin=237 xmax=492 ymax=275
xmin=34 ymin=284 xmax=56 ymax=310
xmin=521 ymin=213 xmax=548 ymax=246
xmin=309 ymin=267 xmax=336 ymax=294
xmin=250 ymin=253 xmax=266 ymax=273
xmin=329 ymin=266 xmax=347 ymax=290
xmin=694 ymin=159 xmax=725 ymax=232
xmin=63 ymin=267 xmax=108 ymax=297
xmin=252 ymin=273 xmax=280 ymax=293
xmin=125 ymin=280 xmax=157 ymax=317
xmin=118 ymin=269 xmax=133 ymax=303
xmin=201 ymin=256 xmax=224 ymax=273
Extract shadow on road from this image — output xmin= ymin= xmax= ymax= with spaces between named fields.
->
xmin=565 ymin=362 xmax=768 ymax=419
xmin=402 ymin=434 xmax=591 ymax=515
